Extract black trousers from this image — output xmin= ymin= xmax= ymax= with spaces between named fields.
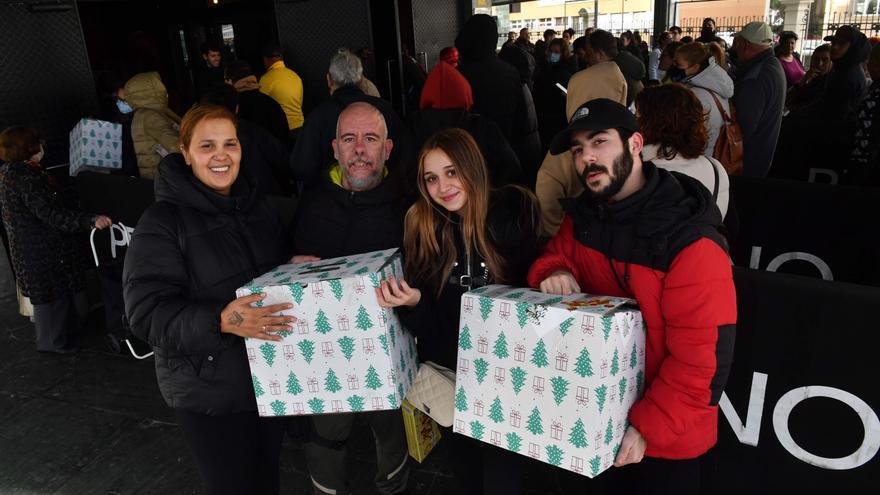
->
xmin=32 ymin=290 xmax=87 ymax=351
xmin=557 ymin=449 xmax=716 ymax=495
xmin=174 ymin=409 xmax=286 ymax=495
xmin=450 ymin=433 xmax=525 ymax=495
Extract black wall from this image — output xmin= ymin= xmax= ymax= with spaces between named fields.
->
xmin=274 ymin=0 xmax=375 ymax=115
xmin=0 ymin=0 xmax=98 ymax=167
xmin=412 ymin=0 xmax=463 ymax=72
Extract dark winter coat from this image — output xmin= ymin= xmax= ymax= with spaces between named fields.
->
xmin=289 ymin=84 xmax=400 ymax=183
xmin=821 ymin=31 xmax=870 ymax=123
xmin=528 ymin=163 xmax=736 ymax=460
xmin=614 ymin=51 xmax=646 ymax=107
xmin=397 ymin=187 xmax=540 ymax=370
xmin=732 ymin=49 xmax=787 ymax=177
xmin=498 ymin=44 xmax=543 ymax=185
xmin=237 ymin=88 xmax=290 ymax=146
xmin=455 ymin=14 xmax=527 ymax=143
xmin=292 ymin=165 xmax=405 ymax=259
xmin=0 ymin=161 xmax=95 ymax=304
xmin=123 ymin=154 xmax=288 ymax=415
xmin=237 ymin=118 xmax=292 ymax=196
xmin=533 ymin=59 xmax=575 ymax=155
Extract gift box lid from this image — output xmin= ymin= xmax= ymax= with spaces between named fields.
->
xmin=467 ymin=285 xmax=635 ymax=317
xmin=245 ymin=248 xmax=400 ymax=288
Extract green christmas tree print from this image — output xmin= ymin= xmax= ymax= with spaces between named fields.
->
xmin=470 ymin=421 xmax=485 ymax=441
xmin=368 ymin=272 xmax=380 ymax=288
xmin=569 ymin=418 xmax=589 ymax=448
xmin=277 ymin=277 xmax=291 ymax=284
xmin=328 ymin=280 xmax=343 ymax=301
xmin=455 ymin=386 xmax=468 ymax=412
xmin=574 ymin=348 xmax=593 ymax=378
xmin=287 ymin=372 xmax=303 ymax=395
xmin=544 ymin=296 xmax=563 ymax=305
xmin=288 ymin=283 xmax=304 ymax=304
xmin=636 ymin=370 xmax=644 ymax=395
xmin=276 ymin=329 xmax=293 ymax=338
xmin=459 ymin=325 xmax=473 ymax=350
xmin=252 ymin=374 xmax=265 ymax=398
xmin=308 ymin=398 xmax=325 ymax=414
xmin=492 ymin=332 xmax=509 ymax=359
xmin=489 ymin=396 xmax=504 ymax=423
xmin=510 ymin=367 xmax=527 ymax=395
xmin=298 ymin=340 xmax=315 ymax=363
xmin=354 ymin=266 xmax=369 ymax=275
xmin=355 ymin=305 xmax=373 ymax=331
xmin=604 ymin=418 xmax=614 ymax=445
xmin=398 ymin=383 xmax=404 ymax=400
xmin=559 ymin=317 xmax=575 ymax=336
xmin=611 ymin=348 xmax=620 ymax=376
xmin=479 ymin=296 xmax=494 ymax=321
xmin=613 ymin=443 xmax=621 ymax=460
xmin=338 ymin=336 xmax=356 ymax=361
xmin=314 ymin=309 xmax=332 ymax=334
xmin=618 ymin=377 xmax=628 ymax=404
xmin=248 ymin=287 xmax=264 ymax=307
xmin=602 ymin=317 xmax=613 ymax=342
xmin=325 ymin=369 xmax=342 ymax=393
xmin=474 ymin=358 xmax=489 ymax=384
xmin=365 ymin=365 xmax=382 ymax=390
xmin=506 ymin=432 xmax=523 ymax=453
xmin=595 ymin=385 xmax=608 ymax=413
xmin=378 ymin=334 xmax=389 ymax=355
xmin=388 ymin=323 xmax=397 ymax=347
xmin=546 ymin=445 xmax=564 ymax=467
xmin=515 ymin=301 xmax=530 ymax=328
xmin=526 ymin=407 xmax=543 ymax=435
xmin=260 ymin=342 xmax=276 ymax=367
xmin=270 ymin=400 xmax=286 ymax=416
xmin=348 ymin=395 xmax=365 ymax=412
xmin=471 ymin=286 xmax=488 ymax=294
xmin=589 ymin=456 xmax=602 ymax=477
xmin=507 ymin=291 xmax=525 ymax=299
xmin=550 ymin=376 xmax=569 ymax=406
xmin=387 ymin=394 xmax=398 ymax=408
xmin=630 ymin=342 xmax=638 ymax=369
xmin=531 ymin=339 xmax=549 ymax=368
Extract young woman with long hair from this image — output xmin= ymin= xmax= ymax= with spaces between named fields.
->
xmin=376 ymin=127 xmax=540 ymax=495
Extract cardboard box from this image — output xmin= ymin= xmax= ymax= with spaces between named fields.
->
xmin=452 ymin=285 xmax=645 ymax=478
xmin=402 ymin=399 xmax=442 ymax=462
xmin=236 ymin=249 xmax=418 ymax=417
xmin=69 ymin=118 xmax=123 ymax=176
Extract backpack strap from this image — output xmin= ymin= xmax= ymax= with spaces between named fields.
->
xmin=708 ymin=156 xmax=720 ymax=202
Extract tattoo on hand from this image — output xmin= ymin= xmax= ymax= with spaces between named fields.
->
xmin=228 ymin=311 xmax=244 ymax=327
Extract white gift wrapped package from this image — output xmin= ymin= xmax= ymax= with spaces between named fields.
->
xmin=453 ymin=285 xmax=645 ymax=478
xmin=236 ymin=249 xmax=418 ymax=417
xmin=69 ymin=118 xmax=122 ymax=176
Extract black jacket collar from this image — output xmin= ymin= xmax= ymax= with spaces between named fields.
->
xmin=155 ymin=153 xmax=258 ymax=215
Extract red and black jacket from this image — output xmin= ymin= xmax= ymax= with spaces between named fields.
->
xmin=527 ymin=162 xmax=737 ymax=460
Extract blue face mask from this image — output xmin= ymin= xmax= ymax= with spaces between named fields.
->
xmin=116 ymin=99 xmax=133 ymax=114
xmin=548 ymin=53 xmax=561 ymax=64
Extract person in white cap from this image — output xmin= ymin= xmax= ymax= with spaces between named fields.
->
xmin=730 ymin=21 xmax=786 ymax=178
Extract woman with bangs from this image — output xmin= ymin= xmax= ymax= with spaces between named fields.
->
xmin=376 ymin=127 xmax=540 ymax=495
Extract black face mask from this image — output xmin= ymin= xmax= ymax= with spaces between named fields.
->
xmin=578 ymin=144 xmax=634 ymax=203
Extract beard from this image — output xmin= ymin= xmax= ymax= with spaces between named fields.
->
xmin=342 ymin=157 xmax=383 ymax=191
xmin=578 ymin=145 xmax=633 ymax=203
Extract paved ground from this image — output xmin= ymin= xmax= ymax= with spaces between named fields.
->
xmin=0 ymin=247 xmax=564 ymax=494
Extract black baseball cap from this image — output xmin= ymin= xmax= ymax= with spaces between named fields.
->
xmin=824 ymin=25 xmax=857 ymax=42
xmin=549 ymin=99 xmax=640 ymax=155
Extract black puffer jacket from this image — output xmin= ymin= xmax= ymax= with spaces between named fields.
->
xmin=821 ymin=31 xmax=870 ymax=122
xmin=0 ymin=161 xmax=95 ymax=304
xmin=123 ymin=154 xmax=288 ymax=415
xmin=455 ymin=14 xmax=526 ymax=143
xmin=397 ymin=187 xmax=541 ymax=370
xmin=292 ymin=165 xmax=405 ymax=258
xmin=498 ymin=44 xmax=543 ymax=186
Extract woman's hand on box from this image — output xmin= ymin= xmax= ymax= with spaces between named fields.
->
xmin=93 ymin=215 xmax=112 ymax=229
xmin=539 ymin=270 xmax=580 ymax=295
xmin=376 ymin=276 xmax=421 ymax=308
xmin=614 ymin=426 xmax=647 ymax=467
xmin=220 ymin=293 xmax=296 ymax=341
xmin=289 ymin=254 xmax=320 ymax=264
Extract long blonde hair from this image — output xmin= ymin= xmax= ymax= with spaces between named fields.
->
xmin=676 ymin=41 xmax=727 ymax=72
xmin=403 ymin=128 xmax=508 ymax=297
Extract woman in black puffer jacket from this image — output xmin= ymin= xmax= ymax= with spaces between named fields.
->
xmin=123 ymin=104 xmax=307 ymax=495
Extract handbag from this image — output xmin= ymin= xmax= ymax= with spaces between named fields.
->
xmin=405 ymin=361 xmax=456 ymax=427
xmin=708 ymin=90 xmax=744 ymax=175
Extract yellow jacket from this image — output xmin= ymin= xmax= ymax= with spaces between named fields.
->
xmin=259 ymin=60 xmax=304 ymax=130
xmin=535 ymin=62 xmax=627 ymax=238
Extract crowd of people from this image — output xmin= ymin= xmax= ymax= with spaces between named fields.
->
xmin=0 ymin=12 xmax=878 ymax=495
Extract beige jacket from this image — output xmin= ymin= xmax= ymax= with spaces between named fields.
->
xmin=535 ymin=62 xmax=628 ymax=238
xmin=124 ymin=72 xmax=181 ymax=179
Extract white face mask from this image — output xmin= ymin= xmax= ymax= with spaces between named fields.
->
xmin=29 ymin=146 xmax=44 ymax=164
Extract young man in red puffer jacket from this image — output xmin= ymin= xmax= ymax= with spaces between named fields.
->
xmin=527 ymin=98 xmax=736 ymax=494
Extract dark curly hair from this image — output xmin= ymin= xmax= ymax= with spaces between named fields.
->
xmin=634 ymin=83 xmax=709 ymax=160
